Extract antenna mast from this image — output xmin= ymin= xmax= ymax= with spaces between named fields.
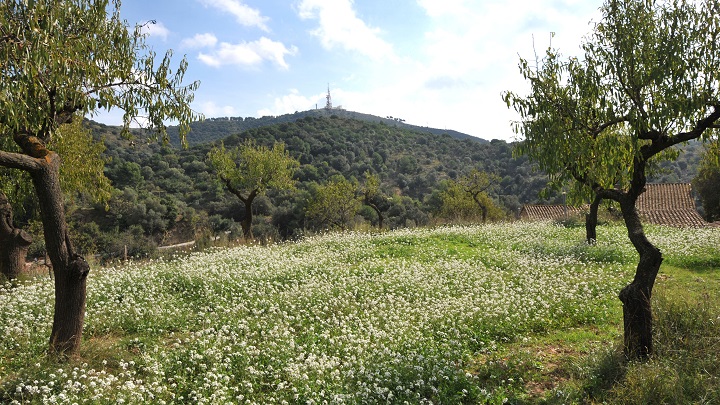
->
xmin=325 ymin=84 xmax=332 ymax=110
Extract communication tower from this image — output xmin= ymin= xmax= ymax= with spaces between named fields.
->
xmin=325 ymin=84 xmax=332 ymax=110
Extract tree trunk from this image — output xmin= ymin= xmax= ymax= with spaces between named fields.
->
xmin=366 ymin=201 xmax=384 ymax=229
xmin=618 ymin=196 xmax=662 ymax=359
xmin=30 ymin=152 xmax=89 ymax=356
xmin=239 ymin=190 xmax=257 ymax=239
xmin=585 ymin=194 xmax=602 ymax=244
xmin=0 ymin=191 xmax=33 ymax=280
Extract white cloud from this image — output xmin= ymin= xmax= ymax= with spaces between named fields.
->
xmin=257 ymin=89 xmax=325 ymax=116
xmin=181 ymin=33 xmax=218 ymax=49
xmin=198 ymin=37 xmax=298 ymax=69
xmin=198 ymin=101 xmax=237 ymax=117
xmin=141 ymin=20 xmax=170 ymax=40
xmin=416 ymin=0 xmax=469 ymax=17
xmin=297 ymin=0 xmax=395 ymax=61
xmin=198 ymin=0 xmax=270 ymax=31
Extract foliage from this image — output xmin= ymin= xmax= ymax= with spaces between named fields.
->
xmin=52 ymin=119 xmax=113 ymax=205
xmin=0 ymin=119 xmax=112 ymax=224
xmin=437 ymin=180 xmax=505 ymax=223
xmin=206 ymin=140 xmax=298 ymax=197
xmin=693 ymin=143 xmax=720 ymax=222
xmin=306 ymin=176 xmax=361 ymax=230
xmin=505 ymin=0 xmax=720 ymax=195
xmin=0 ymin=0 xmax=200 ymax=143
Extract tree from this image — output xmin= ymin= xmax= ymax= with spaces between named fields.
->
xmin=0 ymin=118 xmax=111 ymax=280
xmin=693 ymin=144 xmax=720 ymax=222
xmin=360 ymin=172 xmax=388 ymax=229
xmin=0 ymin=0 xmax=199 ymax=355
xmin=0 ymin=191 xmax=33 ymax=280
xmin=436 ymin=179 xmax=504 ymax=223
xmin=455 ymin=169 xmax=501 ymax=223
xmin=207 ymin=140 xmax=299 ymax=238
xmin=504 ymin=0 xmax=720 ymax=359
xmin=306 ymin=176 xmax=361 ymax=230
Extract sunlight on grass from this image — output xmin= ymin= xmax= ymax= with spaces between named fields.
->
xmin=0 ymin=222 xmax=718 ymax=403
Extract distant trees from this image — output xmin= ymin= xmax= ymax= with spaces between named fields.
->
xmin=693 ymin=145 xmax=720 ymax=222
xmin=432 ymin=169 xmax=504 ymax=223
xmin=306 ymin=176 xmax=361 ymax=230
xmin=207 ymin=140 xmax=299 ymax=238
xmin=455 ymin=169 xmax=502 ymax=223
xmin=360 ymin=172 xmax=389 ymax=229
xmin=0 ymin=0 xmax=199 ymax=355
xmin=505 ymin=0 xmax=720 ymax=359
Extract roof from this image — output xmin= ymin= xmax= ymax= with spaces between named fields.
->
xmin=519 ymin=204 xmax=587 ymax=221
xmin=520 ymin=183 xmax=707 ymax=227
xmin=637 ymin=183 xmax=706 ymax=227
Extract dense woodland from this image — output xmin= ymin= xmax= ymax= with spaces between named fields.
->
xmin=5 ymin=112 xmax=699 ymax=261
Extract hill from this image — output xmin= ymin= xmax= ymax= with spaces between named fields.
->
xmin=166 ymin=108 xmax=484 ymax=147
xmin=70 ymin=115 xmax=703 ymax=260
xmin=76 ymin=115 xmax=547 ymax=258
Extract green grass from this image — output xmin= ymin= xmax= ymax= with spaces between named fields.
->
xmin=0 ymin=222 xmax=718 ymax=404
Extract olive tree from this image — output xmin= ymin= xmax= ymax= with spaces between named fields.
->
xmin=207 ymin=140 xmax=299 ymax=238
xmin=504 ymin=0 xmax=720 ymax=359
xmin=0 ymin=0 xmax=199 ymax=355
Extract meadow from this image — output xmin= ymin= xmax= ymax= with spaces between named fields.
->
xmin=1 ymin=222 xmax=718 ymax=404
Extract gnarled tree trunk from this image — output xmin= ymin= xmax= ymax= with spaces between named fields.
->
xmin=364 ymin=199 xmax=384 ymax=229
xmin=1 ymin=135 xmax=90 ymax=356
xmin=0 ymin=191 xmax=33 ymax=280
xmin=617 ymin=194 xmax=661 ymax=359
xmin=225 ymin=182 xmax=257 ymax=239
xmin=33 ymin=152 xmax=89 ymax=355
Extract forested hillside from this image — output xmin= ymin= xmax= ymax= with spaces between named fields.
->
xmin=164 ymin=108 xmax=481 ymax=147
xmin=41 ymin=114 xmax=703 ymax=260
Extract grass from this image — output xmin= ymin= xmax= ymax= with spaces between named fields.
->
xmin=0 ymin=221 xmax=718 ymax=404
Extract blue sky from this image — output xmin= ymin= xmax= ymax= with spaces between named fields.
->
xmin=96 ymin=0 xmax=603 ymax=141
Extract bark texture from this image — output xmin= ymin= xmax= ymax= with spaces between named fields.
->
xmin=585 ymin=194 xmax=602 ymax=244
xmin=617 ymin=194 xmax=661 ymax=359
xmin=0 ymin=135 xmax=90 ymax=356
xmin=0 ymin=191 xmax=33 ymax=280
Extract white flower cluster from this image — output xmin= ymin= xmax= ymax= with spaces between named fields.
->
xmin=1 ymin=222 xmax=715 ymax=403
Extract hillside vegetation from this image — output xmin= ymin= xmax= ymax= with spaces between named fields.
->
xmin=50 ymin=114 xmax=700 ymax=261
xmin=2 ymin=222 xmax=718 ymax=403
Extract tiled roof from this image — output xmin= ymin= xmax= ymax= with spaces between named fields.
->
xmin=637 ymin=184 xmax=706 ymax=227
xmin=519 ymin=204 xmax=586 ymax=220
xmin=520 ymin=183 xmax=707 ymax=227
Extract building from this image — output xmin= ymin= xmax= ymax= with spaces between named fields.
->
xmin=519 ymin=183 xmax=706 ymax=227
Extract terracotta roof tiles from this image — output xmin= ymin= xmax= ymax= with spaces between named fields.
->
xmin=520 ymin=183 xmax=707 ymax=227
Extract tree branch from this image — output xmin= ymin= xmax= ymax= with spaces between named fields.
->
xmin=0 ymin=150 xmax=43 ymax=172
xmin=590 ymin=115 xmax=631 ymax=138
xmin=642 ymin=105 xmax=720 ymax=159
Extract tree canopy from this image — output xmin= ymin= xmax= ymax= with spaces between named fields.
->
xmin=207 ymin=140 xmax=298 ymax=237
xmin=0 ymin=0 xmax=200 ymax=355
xmin=504 ymin=0 xmax=720 ymax=358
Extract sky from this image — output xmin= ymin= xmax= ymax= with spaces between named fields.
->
xmin=95 ymin=0 xmax=604 ymax=141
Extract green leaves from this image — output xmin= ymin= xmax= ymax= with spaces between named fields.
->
xmin=505 ymin=0 xmax=720 ymax=201
xmin=207 ymin=140 xmax=300 ymax=198
xmin=0 ymin=0 xmax=201 ymax=144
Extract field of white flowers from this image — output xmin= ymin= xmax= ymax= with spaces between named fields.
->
xmin=1 ymin=222 xmax=717 ymax=403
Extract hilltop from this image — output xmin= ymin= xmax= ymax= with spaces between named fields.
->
xmin=165 ymin=109 xmax=484 ymax=147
